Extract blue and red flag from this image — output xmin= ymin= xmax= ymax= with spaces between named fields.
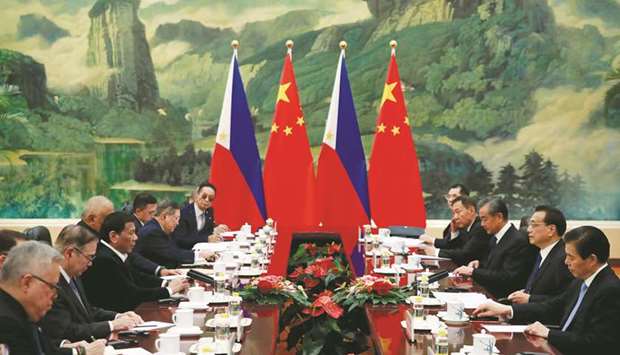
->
xmin=316 ymin=47 xmax=369 ymax=276
xmin=210 ymin=48 xmax=266 ymax=230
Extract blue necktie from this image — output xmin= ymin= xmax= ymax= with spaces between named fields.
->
xmin=562 ymin=282 xmax=588 ymax=331
xmin=525 ymin=253 xmax=542 ymax=292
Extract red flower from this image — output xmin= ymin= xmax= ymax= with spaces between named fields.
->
xmin=327 ymin=242 xmax=341 ymax=256
xmin=303 ymin=243 xmax=318 ymax=256
xmin=256 ymin=275 xmax=282 ymax=294
xmin=288 ymin=266 xmax=304 ymax=280
xmin=305 ymin=264 xmax=328 ymax=278
xmin=302 ymin=292 xmax=344 ymax=319
xmin=372 ymin=279 xmax=393 ymax=296
xmin=303 ymin=277 xmax=320 ymax=289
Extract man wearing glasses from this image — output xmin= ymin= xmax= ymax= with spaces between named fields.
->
xmin=173 ymin=182 xmax=230 ymax=249
xmin=40 ymin=225 xmax=144 ymax=344
xmin=0 ymin=241 xmax=105 ymax=354
xmin=507 ymin=206 xmax=574 ymax=304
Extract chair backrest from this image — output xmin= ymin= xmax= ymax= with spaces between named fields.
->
xmin=24 ymin=225 xmax=52 ymax=246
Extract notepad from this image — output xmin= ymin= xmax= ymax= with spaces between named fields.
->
xmin=482 ymin=324 xmax=527 ymax=333
xmin=105 ymin=347 xmax=153 ymax=355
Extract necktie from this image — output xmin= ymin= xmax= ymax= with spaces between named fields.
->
xmin=32 ymin=326 xmax=46 ymax=355
xmin=561 ymin=282 xmax=588 ymax=331
xmin=69 ymin=278 xmax=87 ymax=313
xmin=525 ymin=253 xmax=543 ymax=292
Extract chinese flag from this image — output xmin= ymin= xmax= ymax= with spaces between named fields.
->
xmin=263 ymin=51 xmax=317 ymax=229
xmin=368 ymin=48 xmax=426 ymax=227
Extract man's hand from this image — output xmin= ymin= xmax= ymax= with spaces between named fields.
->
xmin=507 ymin=290 xmax=530 ymax=304
xmin=419 ymin=234 xmax=435 ymax=245
xmin=61 ymin=341 xmax=88 ymax=348
xmin=454 ymin=265 xmax=474 ymax=277
xmin=160 ymin=268 xmax=182 ymax=276
xmin=214 ymin=224 xmax=230 ymax=236
xmin=208 ymin=234 xmax=222 ymax=242
xmin=525 ymin=321 xmax=550 ymax=338
xmin=472 ymin=300 xmax=512 ymax=318
xmin=199 ymin=250 xmax=216 ymax=261
xmin=423 ymin=245 xmax=438 ymax=256
xmin=467 ymin=260 xmax=480 ymax=269
xmin=111 ymin=317 xmax=139 ymax=331
xmin=169 ymin=278 xmax=190 ymax=294
xmin=118 ymin=311 xmax=143 ymax=324
xmin=84 ymin=339 xmax=106 ymax=355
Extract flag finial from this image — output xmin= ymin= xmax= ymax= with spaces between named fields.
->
xmin=231 ymin=40 xmax=240 ymax=49
xmin=286 ymin=40 xmax=294 ymax=49
xmin=390 ymin=40 xmax=397 ymax=48
xmin=339 ymin=41 xmax=347 ymax=50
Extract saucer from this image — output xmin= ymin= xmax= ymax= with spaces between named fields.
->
xmin=405 ymin=296 xmax=445 ymax=306
xmin=178 ymin=301 xmax=211 ymax=310
xmin=400 ymin=316 xmax=440 ymax=331
xmin=167 ymin=325 xmax=203 ymax=336
xmin=460 ymin=345 xmax=500 ymax=354
xmin=205 ymin=317 xmax=252 ymax=328
xmin=437 ymin=311 xmax=470 ymax=325
xmin=188 ymin=342 xmax=242 ymax=354
xmin=154 ymin=352 xmax=185 ymax=355
xmin=238 ymin=269 xmax=262 ymax=277
xmin=399 ymin=263 xmax=424 ymax=272
xmin=205 ymin=294 xmax=232 ymax=304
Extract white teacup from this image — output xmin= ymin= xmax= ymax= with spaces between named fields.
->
xmin=378 ymin=228 xmax=391 ymax=238
xmin=213 ymin=261 xmax=227 ymax=274
xmin=187 ymin=286 xmax=205 ymax=303
xmin=472 ymin=332 xmax=496 ymax=355
xmin=240 ymin=223 xmax=252 ymax=234
xmin=407 ymin=255 xmax=421 ymax=267
xmin=155 ymin=332 xmax=180 ymax=354
xmin=172 ymin=308 xmax=194 ymax=329
xmin=446 ymin=300 xmax=465 ymax=320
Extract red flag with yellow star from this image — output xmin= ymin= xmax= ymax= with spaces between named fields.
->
xmin=263 ymin=50 xmax=317 ymax=229
xmin=368 ymin=47 xmax=426 ymax=227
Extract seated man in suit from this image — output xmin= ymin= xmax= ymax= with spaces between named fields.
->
xmin=420 ymin=183 xmax=469 ymax=248
xmin=81 ymin=212 xmax=189 ymax=312
xmin=78 ymin=195 xmax=178 ymax=279
xmin=0 ymin=241 xmax=106 ymax=355
xmin=173 ymin=182 xmax=230 ymax=249
xmin=454 ymin=197 xmax=537 ymax=298
xmin=40 ymin=225 xmax=143 ymax=343
xmin=474 ymin=226 xmax=620 ymax=354
xmin=422 ymin=196 xmax=491 ymax=266
xmin=0 ymin=229 xmax=27 ymax=268
xmin=508 ymin=206 xmax=574 ymax=304
xmin=136 ymin=200 xmax=214 ymax=268
xmin=131 ymin=193 xmax=158 ymax=233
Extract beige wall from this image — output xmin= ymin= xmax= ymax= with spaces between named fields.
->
xmin=2 ymin=219 xmax=620 ymax=259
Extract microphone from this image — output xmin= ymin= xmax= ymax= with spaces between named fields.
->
xmin=408 ymin=270 xmax=450 ymax=288
xmin=187 ymin=269 xmax=215 ymax=285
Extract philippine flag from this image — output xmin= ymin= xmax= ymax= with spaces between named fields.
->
xmin=210 ymin=47 xmax=266 ymax=230
xmin=316 ymin=46 xmax=369 ymax=275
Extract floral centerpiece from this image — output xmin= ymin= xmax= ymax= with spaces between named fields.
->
xmin=239 ymin=275 xmax=309 ymax=306
xmin=333 ymin=275 xmax=412 ymax=312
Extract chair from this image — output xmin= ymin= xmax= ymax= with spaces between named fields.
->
xmin=23 ymin=226 xmax=52 ymax=246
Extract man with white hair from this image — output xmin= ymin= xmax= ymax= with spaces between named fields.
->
xmin=0 ymin=241 xmax=105 ymax=355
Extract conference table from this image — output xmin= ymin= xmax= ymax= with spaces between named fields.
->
xmin=133 ymin=260 xmax=562 ymax=354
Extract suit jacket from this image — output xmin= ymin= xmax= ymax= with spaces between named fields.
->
xmin=40 ymin=275 xmax=117 ymax=343
xmin=135 ymin=219 xmax=194 ymax=268
xmin=433 ymin=224 xmax=469 ymax=249
xmin=472 ymin=224 xmax=537 ymax=298
xmin=438 ymin=218 xmax=490 ymax=266
xmin=512 ymin=266 xmax=620 ymax=354
xmin=77 ymin=220 xmax=161 ymax=277
xmin=527 ymin=239 xmax=574 ymax=303
xmin=172 ymin=203 xmax=215 ymax=249
xmin=131 ymin=214 xmax=145 ymax=235
xmin=0 ymin=289 xmax=71 ymax=355
xmin=80 ymin=242 xmax=170 ymax=312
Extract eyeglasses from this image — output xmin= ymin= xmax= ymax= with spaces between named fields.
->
xmin=73 ymin=247 xmax=96 ymax=262
xmin=200 ymin=194 xmax=216 ymax=202
xmin=528 ymin=222 xmax=548 ymax=228
xmin=30 ymin=274 xmax=61 ymax=294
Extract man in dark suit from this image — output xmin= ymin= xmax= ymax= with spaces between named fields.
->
xmin=173 ymin=182 xmax=229 ymax=249
xmin=508 ymin=206 xmax=574 ymax=304
xmin=474 ymin=226 xmax=620 ymax=354
xmin=420 ymin=183 xmax=469 ymax=248
xmin=40 ymin=225 xmax=143 ymax=343
xmin=78 ymin=195 xmax=178 ymax=279
xmin=423 ymin=196 xmax=492 ymax=266
xmin=131 ymin=193 xmax=158 ymax=234
xmin=0 ymin=241 xmax=106 ymax=355
xmin=0 ymin=229 xmax=25 ymax=268
xmin=81 ymin=212 xmax=189 ymax=312
xmin=454 ymin=197 xmax=537 ymax=298
xmin=135 ymin=201 xmax=214 ymax=268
